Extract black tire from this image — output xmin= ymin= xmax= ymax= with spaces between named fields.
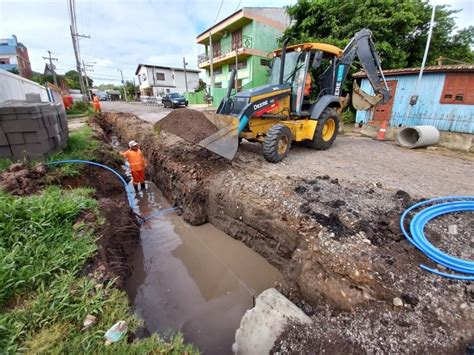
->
xmin=305 ymin=108 xmax=340 ymax=150
xmin=185 ymin=102 xmax=188 ymax=107
xmin=263 ymin=124 xmax=292 ymax=163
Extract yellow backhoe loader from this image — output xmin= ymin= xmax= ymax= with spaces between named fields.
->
xmin=160 ymin=28 xmax=391 ymax=163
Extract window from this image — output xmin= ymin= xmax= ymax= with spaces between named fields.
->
xmin=260 ymin=59 xmax=271 ymax=67
xmin=229 ymin=60 xmax=247 ymax=71
xmin=156 ymin=72 xmax=165 ymax=81
xmin=0 ymin=58 xmax=9 ymax=64
xmin=213 ymin=67 xmax=222 ymax=75
xmin=214 ymin=82 xmax=222 ymax=88
xmin=440 ymin=73 xmax=474 ymax=105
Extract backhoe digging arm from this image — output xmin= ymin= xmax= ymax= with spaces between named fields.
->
xmin=333 ymin=29 xmax=390 ymax=107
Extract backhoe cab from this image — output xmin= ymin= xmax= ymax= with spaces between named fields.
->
xmin=160 ymin=29 xmax=390 ymax=163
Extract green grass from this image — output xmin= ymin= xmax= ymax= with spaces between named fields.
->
xmin=0 ymin=187 xmax=198 ymax=353
xmin=0 ymin=158 xmax=12 ymax=172
xmin=48 ymin=125 xmax=102 ymax=177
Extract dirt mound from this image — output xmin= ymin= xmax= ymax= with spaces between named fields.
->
xmin=0 ymin=162 xmax=47 ymax=196
xmin=155 ymin=108 xmax=218 ymax=144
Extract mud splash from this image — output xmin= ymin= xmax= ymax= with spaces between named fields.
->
xmin=125 ymin=183 xmax=282 ymax=354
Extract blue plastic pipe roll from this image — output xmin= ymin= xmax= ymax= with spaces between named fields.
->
xmin=400 ymin=196 xmax=474 ymax=280
xmin=47 ymin=159 xmax=136 ymax=210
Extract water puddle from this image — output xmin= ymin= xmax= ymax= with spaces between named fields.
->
xmin=125 ymin=182 xmax=282 ymax=354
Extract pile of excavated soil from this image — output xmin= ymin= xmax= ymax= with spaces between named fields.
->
xmin=0 ymin=162 xmax=47 ymax=196
xmin=155 ymin=108 xmax=218 ymax=144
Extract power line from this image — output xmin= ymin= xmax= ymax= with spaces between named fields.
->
xmin=214 ymin=0 xmax=224 ymax=25
xmin=235 ymin=0 xmax=243 ymax=11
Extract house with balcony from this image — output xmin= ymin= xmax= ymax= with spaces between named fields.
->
xmin=135 ymin=64 xmax=200 ymax=97
xmin=197 ymin=7 xmax=290 ymax=105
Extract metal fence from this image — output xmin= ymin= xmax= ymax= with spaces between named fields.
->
xmin=198 ymin=35 xmax=253 ymax=64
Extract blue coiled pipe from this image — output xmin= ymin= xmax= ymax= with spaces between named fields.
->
xmin=47 ymin=159 xmax=136 ymax=210
xmin=400 ymin=196 xmax=474 ymax=280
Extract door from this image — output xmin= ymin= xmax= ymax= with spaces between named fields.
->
xmin=372 ymin=80 xmax=397 ymax=124
xmin=213 ymin=41 xmax=221 ymax=58
xmin=232 ymin=30 xmax=243 ymax=50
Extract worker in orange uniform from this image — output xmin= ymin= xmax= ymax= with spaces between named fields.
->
xmin=92 ymin=94 xmax=102 ymax=113
xmin=121 ymin=140 xmax=147 ymax=192
xmin=304 ymin=72 xmax=312 ymax=97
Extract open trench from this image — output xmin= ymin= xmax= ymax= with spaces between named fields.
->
xmin=98 ymin=112 xmax=473 ymax=353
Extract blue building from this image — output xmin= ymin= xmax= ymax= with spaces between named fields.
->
xmin=0 ymin=35 xmax=32 ymax=79
xmin=354 ymin=65 xmax=474 ymax=134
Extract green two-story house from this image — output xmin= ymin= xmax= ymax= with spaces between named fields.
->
xmin=196 ymin=7 xmax=290 ymax=105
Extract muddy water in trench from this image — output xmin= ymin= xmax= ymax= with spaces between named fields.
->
xmin=125 ymin=182 xmax=282 ymax=354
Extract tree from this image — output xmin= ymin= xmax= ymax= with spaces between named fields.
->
xmin=197 ymin=78 xmax=207 ymax=92
xmin=64 ymin=70 xmax=93 ymax=90
xmin=283 ymin=0 xmax=473 ymax=69
xmin=123 ymin=80 xmax=139 ymax=99
xmin=7 ymin=68 xmax=19 ymax=75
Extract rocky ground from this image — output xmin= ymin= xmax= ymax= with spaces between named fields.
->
xmin=98 ymin=111 xmax=473 ymax=353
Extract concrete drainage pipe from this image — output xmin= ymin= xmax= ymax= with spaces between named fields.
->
xmin=397 ymin=125 xmax=440 ymax=148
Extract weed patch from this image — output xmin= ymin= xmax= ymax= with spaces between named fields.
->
xmin=49 ymin=125 xmax=101 ymax=177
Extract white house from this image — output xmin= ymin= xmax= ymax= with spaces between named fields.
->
xmin=135 ymin=64 xmax=200 ymax=96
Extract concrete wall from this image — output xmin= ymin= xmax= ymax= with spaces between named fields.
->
xmin=0 ymin=102 xmax=68 ymax=160
xmin=0 ymin=69 xmax=49 ymax=103
xmin=356 ymin=72 xmax=474 ymax=134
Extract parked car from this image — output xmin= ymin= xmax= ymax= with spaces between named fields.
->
xmin=97 ymin=91 xmax=107 ymax=101
xmin=162 ymin=93 xmax=188 ymax=108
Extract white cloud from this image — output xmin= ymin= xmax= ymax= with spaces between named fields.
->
xmin=0 ymin=0 xmax=470 ymax=85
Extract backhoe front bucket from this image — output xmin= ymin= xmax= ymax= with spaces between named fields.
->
xmin=197 ymin=112 xmax=240 ymax=160
xmin=352 ymin=80 xmax=383 ymax=111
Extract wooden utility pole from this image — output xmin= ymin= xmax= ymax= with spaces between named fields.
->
xmin=209 ymin=32 xmax=214 ymax=97
xmin=118 ymin=69 xmax=128 ymax=102
xmin=43 ymin=50 xmax=58 ymax=87
xmin=183 ymin=57 xmax=189 ymax=94
xmin=68 ymin=0 xmax=90 ymax=100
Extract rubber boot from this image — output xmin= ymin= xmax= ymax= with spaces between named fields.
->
xmin=140 ymin=182 xmax=146 ymax=190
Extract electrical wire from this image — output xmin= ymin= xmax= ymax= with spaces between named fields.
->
xmin=400 ymin=196 xmax=474 ymax=280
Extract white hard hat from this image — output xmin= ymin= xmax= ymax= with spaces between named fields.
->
xmin=128 ymin=140 xmax=138 ymax=148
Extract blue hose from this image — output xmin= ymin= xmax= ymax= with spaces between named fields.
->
xmin=47 ymin=159 xmax=136 ymax=210
xmin=400 ymin=196 xmax=474 ymax=280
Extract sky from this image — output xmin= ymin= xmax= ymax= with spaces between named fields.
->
xmin=0 ymin=0 xmax=472 ymax=86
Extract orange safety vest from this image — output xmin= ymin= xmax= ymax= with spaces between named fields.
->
xmin=122 ymin=149 xmax=146 ymax=172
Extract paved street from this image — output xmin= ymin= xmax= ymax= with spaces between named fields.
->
xmin=101 ymin=101 xmax=212 ymax=124
xmin=101 ymin=101 xmax=171 ymax=123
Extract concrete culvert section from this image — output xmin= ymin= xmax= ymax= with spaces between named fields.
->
xmin=397 ymin=125 xmax=440 ymax=148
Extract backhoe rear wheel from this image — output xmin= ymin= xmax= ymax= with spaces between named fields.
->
xmin=305 ymin=108 xmax=340 ymax=150
xmin=263 ymin=124 xmax=292 ymax=163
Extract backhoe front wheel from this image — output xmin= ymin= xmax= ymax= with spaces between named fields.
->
xmin=263 ymin=124 xmax=292 ymax=163
xmin=305 ymin=108 xmax=340 ymax=150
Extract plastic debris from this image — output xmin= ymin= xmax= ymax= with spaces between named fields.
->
xmin=104 ymin=320 xmax=128 ymax=344
xmin=83 ymin=314 xmax=97 ymax=329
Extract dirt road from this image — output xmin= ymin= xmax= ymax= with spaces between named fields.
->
xmin=101 ymin=101 xmax=171 ymax=123
xmin=236 ymin=136 xmax=473 ymax=198
xmin=102 ymin=104 xmax=473 ymax=198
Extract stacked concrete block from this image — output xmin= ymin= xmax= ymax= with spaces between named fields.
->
xmin=0 ymin=102 xmax=69 ymax=161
